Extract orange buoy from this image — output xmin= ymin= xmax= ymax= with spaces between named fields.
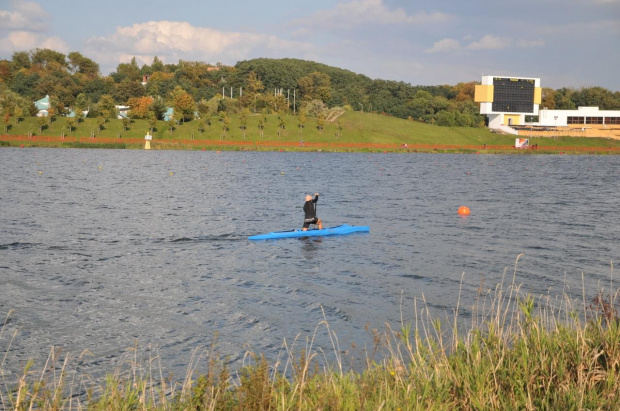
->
xmin=458 ymin=206 xmax=470 ymax=216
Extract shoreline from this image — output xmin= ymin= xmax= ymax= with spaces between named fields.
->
xmin=3 ymin=135 xmax=620 ymax=155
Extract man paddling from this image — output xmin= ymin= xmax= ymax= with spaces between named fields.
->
xmin=302 ymin=193 xmax=322 ymax=231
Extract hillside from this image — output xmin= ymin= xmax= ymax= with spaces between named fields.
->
xmin=3 ymin=111 xmax=620 ymax=154
xmin=3 ymin=49 xmax=619 ymax=135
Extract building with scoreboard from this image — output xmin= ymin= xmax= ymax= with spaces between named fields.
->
xmin=474 ymin=76 xmax=541 ymax=130
xmin=474 ymin=75 xmax=620 ymax=138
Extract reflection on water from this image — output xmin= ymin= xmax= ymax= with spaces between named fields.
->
xmin=0 ymin=148 xmax=618 ymax=380
xmin=300 ymin=237 xmax=323 ymax=260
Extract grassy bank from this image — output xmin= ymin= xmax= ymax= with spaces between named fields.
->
xmin=2 ymin=273 xmax=619 ymax=410
xmin=3 ymin=112 xmax=620 ymax=153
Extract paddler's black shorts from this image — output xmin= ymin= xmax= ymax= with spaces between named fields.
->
xmin=303 ymin=217 xmax=318 ymax=229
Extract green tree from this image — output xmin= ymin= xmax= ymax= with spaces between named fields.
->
xmin=408 ymin=90 xmax=434 ymax=120
xmin=298 ymin=71 xmax=331 ymax=103
xmin=171 ymin=86 xmax=197 ymax=122
xmin=197 ymin=98 xmax=217 ymax=118
xmin=73 ymin=93 xmax=88 ymax=124
xmin=244 ymin=71 xmax=265 ymax=112
xmin=239 ymin=109 xmax=249 ymax=139
xmin=541 ymin=88 xmax=557 ymax=109
xmin=114 ymin=79 xmax=145 ymax=104
xmin=219 ymin=111 xmax=230 ymax=139
xmin=0 ymin=60 xmax=12 ymax=84
xmin=297 ymin=109 xmax=306 ymax=138
xmin=336 ymin=118 xmax=343 ymax=138
xmin=316 ymin=111 xmax=325 ymax=132
xmin=47 ymin=107 xmax=56 ymax=125
xmin=96 ymin=116 xmax=106 ymax=132
xmin=13 ymin=106 xmax=22 ymax=126
xmin=3 ymin=112 xmax=10 ymax=133
xmin=37 ymin=116 xmax=47 ymax=134
xmin=436 ymin=110 xmax=456 ymax=126
xmin=65 ymin=116 xmax=76 ymax=132
xmin=258 ymin=113 xmax=265 ymax=138
xmin=571 ymin=87 xmax=618 ymax=110
xmin=277 ymin=112 xmax=286 ymax=138
xmin=98 ymin=94 xmax=117 ymax=119
xmin=305 ymin=99 xmax=327 ymax=118
xmin=150 ymin=96 xmax=167 ymax=120
xmin=555 ymin=88 xmax=577 ymax=110
xmin=30 ymin=48 xmax=67 ymax=70
xmin=151 ymin=56 xmax=165 ymax=73
xmin=263 ymin=94 xmax=288 ymax=113
xmin=147 ymin=111 xmax=157 ymax=133
xmin=68 ymin=52 xmax=100 ymax=77
xmin=112 ymin=57 xmax=141 ymax=82
xmin=11 ymin=51 xmax=31 ymax=70
xmin=122 ymin=117 xmax=130 ymax=131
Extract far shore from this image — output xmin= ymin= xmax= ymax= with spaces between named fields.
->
xmin=3 ymin=134 xmax=620 ymax=155
xmin=3 ymin=111 xmax=620 ymax=154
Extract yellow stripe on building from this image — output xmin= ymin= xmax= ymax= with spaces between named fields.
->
xmin=533 ymin=87 xmax=542 ymax=104
xmin=474 ymin=85 xmax=494 ymax=103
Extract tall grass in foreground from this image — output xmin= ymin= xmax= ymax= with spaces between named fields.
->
xmin=2 ymin=262 xmax=619 ymax=410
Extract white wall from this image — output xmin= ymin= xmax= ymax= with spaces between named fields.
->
xmin=537 ymin=107 xmax=620 ymax=126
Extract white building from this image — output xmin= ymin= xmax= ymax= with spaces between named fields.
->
xmin=538 ymin=106 xmax=620 ymax=127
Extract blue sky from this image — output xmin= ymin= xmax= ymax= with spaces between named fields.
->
xmin=1 ymin=0 xmax=619 ymax=90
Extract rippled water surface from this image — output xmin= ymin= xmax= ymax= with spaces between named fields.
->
xmin=1 ymin=148 xmax=619 ymax=378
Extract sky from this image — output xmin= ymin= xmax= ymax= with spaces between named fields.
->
xmin=1 ymin=0 xmax=619 ymax=90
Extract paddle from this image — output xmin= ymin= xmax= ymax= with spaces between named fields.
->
xmin=314 ymin=193 xmax=320 ymax=229
xmin=314 ymin=193 xmax=318 ymax=216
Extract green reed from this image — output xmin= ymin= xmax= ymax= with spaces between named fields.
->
xmin=2 ymin=259 xmax=619 ymax=410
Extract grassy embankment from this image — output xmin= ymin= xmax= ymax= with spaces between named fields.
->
xmin=2 ymin=111 xmax=620 ymax=153
xmin=2 ymin=270 xmax=619 ymax=410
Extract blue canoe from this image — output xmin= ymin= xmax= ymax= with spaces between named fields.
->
xmin=248 ymin=224 xmax=369 ymax=241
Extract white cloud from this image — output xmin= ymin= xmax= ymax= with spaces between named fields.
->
xmin=290 ymin=0 xmax=455 ymax=31
xmin=516 ymin=39 xmax=545 ymax=48
xmin=426 ymin=35 xmax=540 ymax=54
xmin=0 ymin=1 xmax=67 ymax=55
xmin=0 ymin=30 xmax=68 ymax=54
xmin=537 ymin=19 xmax=619 ymax=36
xmin=83 ymin=21 xmax=318 ymax=72
xmin=0 ymin=0 xmax=50 ymax=31
xmin=426 ymin=38 xmax=460 ymax=53
xmin=466 ymin=35 xmax=511 ymax=50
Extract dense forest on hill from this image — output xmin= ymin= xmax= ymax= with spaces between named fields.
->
xmin=1 ymin=49 xmax=620 ymax=131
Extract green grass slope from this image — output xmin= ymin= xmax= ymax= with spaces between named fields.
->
xmin=2 ymin=111 xmax=620 ymax=152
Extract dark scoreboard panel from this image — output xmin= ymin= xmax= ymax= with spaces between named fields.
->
xmin=492 ymin=77 xmax=535 ymax=113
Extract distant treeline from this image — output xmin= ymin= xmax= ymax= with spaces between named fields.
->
xmin=1 ymin=49 xmax=619 ymax=129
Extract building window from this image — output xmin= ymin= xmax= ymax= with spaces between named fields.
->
xmin=586 ymin=117 xmax=603 ymax=124
xmin=605 ymin=117 xmax=620 ymax=125
xmin=567 ymin=116 xmax=584 ymax=124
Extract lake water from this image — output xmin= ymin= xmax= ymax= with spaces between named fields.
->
xmin=1 ymin=148 xmax=619 ymax=380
